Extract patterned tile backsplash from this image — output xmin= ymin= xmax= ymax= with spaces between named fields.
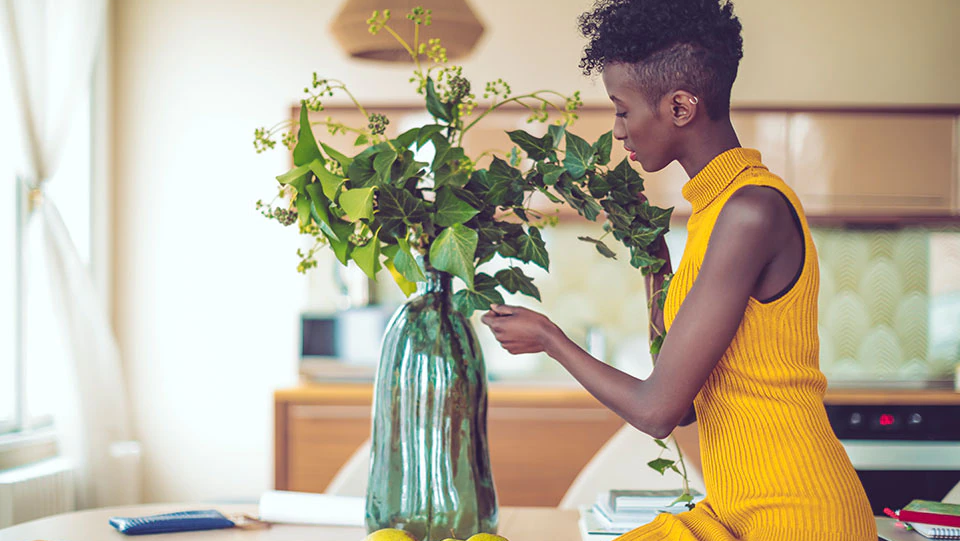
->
xmin=813 ymin=227 xmax=960 ymax=382
xmin=368 ymin=223 xmax=960 ymax=384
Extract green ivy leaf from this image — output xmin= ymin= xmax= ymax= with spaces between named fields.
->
xmin=451 ymin=187 xmax=483 ymax=209
xmin=637 ymin=201 xmax=674 ymax=230
xmin=647 ymin=458 xmax=675 ymax=475
xmin=669 ymin=493 xmax=695 ymax=508
xmin=608 ymin=157 xmax=645 ymax=194
xmin=320 ymin=142 xmax=352 ymax=171
xmin=429 ymin=223 xmax=478 ymax=289
xmin=425 ymin=77 xmax=452 ymax=122
xmin=495 ymin=267 xmax=541 ymax=301
xmin=396 ymin=152 xmax=429 ymax=186
xmin=507 ymin=130 xmax=553 ymax=161
xmin=296 ymin=193 xmax=312 ymax=227
xmin=354 ymin=134 xmax=369 ymax=146
xmin=452 ymin=273 xmax=504 ymax=316
xmin=304 ymin=183 xmax=331 ymax=229
xmin=516 ymin=227 xmax=549 ymax=270
xmin=326 ymin=217 xmax=354 ymax=244
xmin=277 ymin=164 xmax=311 ymax=193
xmin=563 ymin=131 xmax=595 ymax=180
xmin=384 ymin=259 xmax=417 ymax=297
xmin=631 ymin=248 xmax=666 ymax=274
xmin=376 ymin=185 xmax=426 ymax=239
xmin=434 ymin=167 xmax=469 ymax=190
xmin=601 ymin=199 xmax=634 ymax=230
xmin=309 ymin=160 xmax=345 ymax=200
xmin=352 ymin=239 xmax=381 ymax=280
xmin=592 ymin=131 xmax=613 ymax=166
xmin=348 ymin=143 xmax=390 ymax=189
xmin=547 ymin=124 xmax=566 ymax=149
xmin=433 ymin=145 xmax=466 ymax=172
xmin=417 ymin=125 xmax=446 ymax=149
xmin=627 ymin=226 xmax=664 ymax=249
xmin=654 ymin=438 xmax=669 ymax=450
xmin=330 ymin=239 xmax=351 ymax=265
xmin=537 ymin=162 xmax=566 ymax=187
xmin=340 ymin=187 xmax=375 ymax=221
xmin=650 ymin=333 xmax=664 ymax=355
xmin=587 ymin=171 xmax=612 ymax=198
xmin=556 ymin=180 xmax=602 ymax=221
xmin=394 ymin=127 xmax=420 ymax=150
xmin=394 ymin=238 xmax=426 ymax=283
xmin=373 ymin=149 xmax=398 ymax=184
xmin=293 ymin=105 xmax=325 ymax=167
xmin=475 ymin=220 xmax=505 ymax=244
xmin=578 ymin=236 xmax=617 ymax=259
xmin=538 ymin=187 xmax=563 ymax=204
xmin=435 ymin=187 xmax=480 ymax=227
xmin=485 ymin=157 xmax=524 ymax=207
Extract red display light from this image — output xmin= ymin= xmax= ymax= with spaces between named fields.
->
xmin=879 ymin=414 xmax=895 ymax=426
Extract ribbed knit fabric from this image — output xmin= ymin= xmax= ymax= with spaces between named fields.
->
xmin=616 ymin=149 xmax=877 ymax=541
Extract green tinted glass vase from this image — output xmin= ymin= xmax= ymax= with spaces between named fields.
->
xmin=366 ymin=267 xmax=498 ymax=541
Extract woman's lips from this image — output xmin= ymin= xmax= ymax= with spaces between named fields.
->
xmin=630 ymin=151 xmax=638 ymax=161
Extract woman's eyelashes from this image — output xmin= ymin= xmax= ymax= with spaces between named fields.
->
xmin=615 ymin=111 xmax=628 ymax=118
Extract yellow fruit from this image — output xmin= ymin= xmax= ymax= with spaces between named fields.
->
xmin=466 ymin=534 xmax=508 ymax=541
xmin=439 ymin=539 xmax=463 ymax=541
xmin=363 ymin=528 xmax=418 ymax=541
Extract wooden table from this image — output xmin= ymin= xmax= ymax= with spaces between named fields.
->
xmin=0 ymin=504 xmax=580 ymax=541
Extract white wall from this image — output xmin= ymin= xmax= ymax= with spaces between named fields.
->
xmin=112 ymin=0 xmax=960 ymax=503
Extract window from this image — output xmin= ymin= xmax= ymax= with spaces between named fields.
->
xmin=0 ymin=36 xmax=95 ymax=437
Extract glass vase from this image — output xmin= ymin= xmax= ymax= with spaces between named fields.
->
xmin=365 ymin=267 xmax=498 ymax=541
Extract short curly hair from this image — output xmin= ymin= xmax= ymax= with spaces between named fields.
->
xmin=579 ymin=0 xmax=743 ymax=120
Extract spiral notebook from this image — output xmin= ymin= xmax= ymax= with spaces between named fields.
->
xmin=910 ymin=523 xmax=960 ymax=540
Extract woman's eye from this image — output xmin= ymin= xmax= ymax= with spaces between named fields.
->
xmin=615 ymin=112 xmax=628 ymax=118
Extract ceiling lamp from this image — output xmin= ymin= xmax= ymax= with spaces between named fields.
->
xmin=331 ymin=0 xmax=485 ymax=62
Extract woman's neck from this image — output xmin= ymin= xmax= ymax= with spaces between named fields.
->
xmin=677 ymin=117 xmax=742 ymax=179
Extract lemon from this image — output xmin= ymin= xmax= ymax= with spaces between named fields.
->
xmin=466 ymin=534 xmax=509 ymax=541
xmin=363 ymin=528 xmax=418 ymax=541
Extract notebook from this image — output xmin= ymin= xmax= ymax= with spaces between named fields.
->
xmin=909 ymin=523 xmax=960 ymax=540
xmin=899 ymin=500 xmax=960 ymax=528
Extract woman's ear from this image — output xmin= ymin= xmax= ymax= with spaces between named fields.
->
xmin=668 ymin=90 xmax=699 ymax=127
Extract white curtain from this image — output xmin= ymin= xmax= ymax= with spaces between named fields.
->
xmin=2 ymin=0 xmax=141 ymax=508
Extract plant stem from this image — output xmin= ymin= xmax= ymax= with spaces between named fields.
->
xmin=674 ymin=439 xmax=690 ymax=496
xmin=458 ymin=91 xmax=570 ymax=145
xmin=382 ymin=24 xmax=418 ymax=66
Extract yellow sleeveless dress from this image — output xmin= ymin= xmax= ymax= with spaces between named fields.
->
xmin=616 ymin=148 xmax=877 ymax=541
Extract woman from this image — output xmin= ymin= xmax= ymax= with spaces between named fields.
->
xmin=480 ymin=1 xmax=876 ymax=539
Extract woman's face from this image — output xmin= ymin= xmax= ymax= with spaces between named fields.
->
xmin=601 ymin=63 xmax=678 ymax=173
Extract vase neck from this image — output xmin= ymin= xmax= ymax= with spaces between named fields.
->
xmin=420 ymin=269 xmax=452 ymax=296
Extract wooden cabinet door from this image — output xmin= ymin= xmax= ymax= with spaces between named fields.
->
xmin=785 ymin=112 xmax=957 ymax=216
xmin=275 ymin=385 xmax=625 ymax=506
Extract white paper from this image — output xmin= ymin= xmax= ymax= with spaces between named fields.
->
xmin=258 ymin=490 xmax=366 ymax=526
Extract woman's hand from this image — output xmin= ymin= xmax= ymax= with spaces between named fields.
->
xmin=480 ymin=304 xmax=562 ymax=355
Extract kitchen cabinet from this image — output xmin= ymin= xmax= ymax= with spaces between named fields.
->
xmin=274 ymin=383 xmax=626 ymax=506
xmin=306 ymin=105 xmax=960 ymax=223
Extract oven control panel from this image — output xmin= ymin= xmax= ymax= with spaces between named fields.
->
xmin=825 ymin=405 xmax=960 ymax=441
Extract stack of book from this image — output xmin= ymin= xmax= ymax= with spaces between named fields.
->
xmin=577 ymin=489 xmax=705 ymax=540
xmin=897 ymin=500 xmax=960 ymax=539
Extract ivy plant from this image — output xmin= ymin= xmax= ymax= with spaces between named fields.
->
xmin=253 ymin=6 xmax=692 ymax=507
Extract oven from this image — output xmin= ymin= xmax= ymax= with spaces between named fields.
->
xmin=826 ymin=403 xmax=960 ymax=514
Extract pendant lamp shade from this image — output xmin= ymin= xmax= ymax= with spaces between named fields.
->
xmin=331 ymin=0 xmax=484 ymax=62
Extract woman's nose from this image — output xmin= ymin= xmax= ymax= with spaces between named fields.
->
xmin=612 ymin=120 xmax=627 ymax=141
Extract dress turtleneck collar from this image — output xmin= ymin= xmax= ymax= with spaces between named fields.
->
xmin=681 ymin=147 xmax=766 ymax=213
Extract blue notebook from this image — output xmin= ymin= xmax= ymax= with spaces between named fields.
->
xmin=109 ymin=510 xmax=235 ymax=535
